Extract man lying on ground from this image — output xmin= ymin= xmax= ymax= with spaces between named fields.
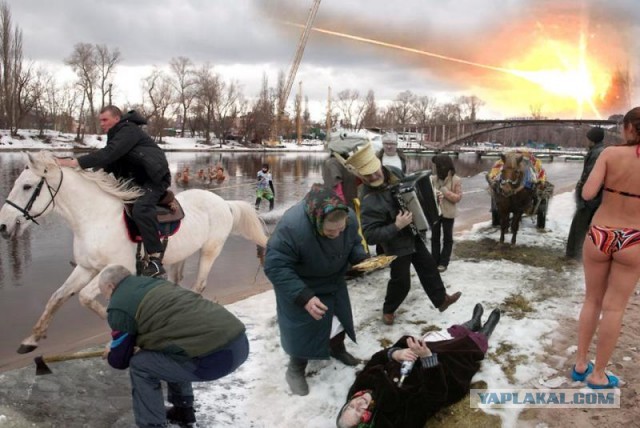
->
xmin=336 ymin=303 xmax=500 ymax=428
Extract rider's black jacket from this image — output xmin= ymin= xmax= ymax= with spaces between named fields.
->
xmin=77 ymin=110 xmax=169 ymax=186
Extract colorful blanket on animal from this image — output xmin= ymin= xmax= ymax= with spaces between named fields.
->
xmin=487 ymin=150 xmax=547 ymax=189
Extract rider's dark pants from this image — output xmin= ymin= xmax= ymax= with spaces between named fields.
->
xmin=132 ymin=174 xmax=170 ymax=255
xmin=384 ymin=236 xmax=446 ymax=314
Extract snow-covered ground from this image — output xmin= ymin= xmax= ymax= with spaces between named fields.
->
xmin=190 ymin=192 xmax=582 ymax=428
xmin=0 ymin=129 xmax=327 ymax=152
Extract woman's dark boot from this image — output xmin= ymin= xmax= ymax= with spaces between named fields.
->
xmin=286 ymin=357 xmax=309 ymax=396
xmin=462 ymin=303 xmax=484 ymax=331
xmin=479 ymin=309 xmax=501 ymax=339
xmin=329 ymin=331 xmax=359 ymax=366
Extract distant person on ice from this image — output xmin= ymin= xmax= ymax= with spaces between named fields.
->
xmin=55 ymin=106 xmax=171 ymax=278
xmin=255 ymin=163 xmax=275 ymax=211
xmin=336 ymin=304 xmax=500 ymax=428
xmin=99 ymin=264 xmax=249 ymax=428
xmin=264 ymin=184 xmax=368 ymax=396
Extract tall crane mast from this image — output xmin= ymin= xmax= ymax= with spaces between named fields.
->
xmin=272 ymin=0 xmax=321 ymax=144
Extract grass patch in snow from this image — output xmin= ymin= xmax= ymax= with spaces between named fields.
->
xmin=454 ymin=238 xmax=567 ymax=271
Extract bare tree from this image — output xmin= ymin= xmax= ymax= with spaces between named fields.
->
xmin=529 ymin=102 xmax=544 ymax=119
xmin=169 ymin=56 xmax=196 ymax=137
xmin=56 ymin=82 xmax=80 ymax=133
xmin=390 ymin=90 xmax=416 ymax=130
xmin=95 ymin=44 xmax=121 ymax=110
xmin=142 ymin=68 xmax=175 ymax=143
xmin=245 ymin=73 xmax=273 ymax=144
xmin=193 ymin=64 xmax=220 ymax=144
xmin=412 ymin=95 xmax=436 ymax=129
xmin=213 ymin=79 xmax=243 ymax=145
xmin=457 ymin=95 xmax=484 ymax=121
xmin=30 ymin=67 xmax=54 ymax=136
xmin=336 ymin=89 xmax=366 ymax=130
xmin=361 ymin=90 xmax=378 ymax=129
xmin=0 ymin=2 xmax=23 ymax=133
xmin=65 ymin=43 xmax=98 ymax=133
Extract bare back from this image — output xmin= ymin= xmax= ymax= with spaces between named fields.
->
xmin=585 ymin=145 xmax=640 ymax=229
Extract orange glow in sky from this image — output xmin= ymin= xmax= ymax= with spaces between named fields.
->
xmin=287 ymin=22 xmax=615 ymax=118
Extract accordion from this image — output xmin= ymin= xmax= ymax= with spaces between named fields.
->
xmin=391 ymin=170 xmax=441 ymax=233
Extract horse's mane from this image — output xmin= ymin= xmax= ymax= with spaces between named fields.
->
xmin=76 ymin=170 xmax=144 ymax=202
xmin=35 ymin=151 xmax=144 ymax=202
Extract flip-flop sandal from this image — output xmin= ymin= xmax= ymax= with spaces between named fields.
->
xmin=587 ymin=373 xmax=620 ymax=389
xmin=571 ymin=361 xmax=594 ymax=382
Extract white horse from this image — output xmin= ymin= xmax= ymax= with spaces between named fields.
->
xmin=0 ymin=151 xmax=268 ymax=354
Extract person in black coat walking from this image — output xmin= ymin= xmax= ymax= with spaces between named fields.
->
xmin=566 ymin=127 xmax=606 ymax=260
xmin=345 ymin=143 xmax=461 ymax=326
xmin=336 ymin=304 xmax=501 ymax=428
xmin=56 ymin=106 xmax=171 ymax=277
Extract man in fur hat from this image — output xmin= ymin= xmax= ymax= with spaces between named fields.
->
xmin=345 ymin=143 xmax=461 ymax=325
xmin=566 ymin=126 xmax=606 ymax=260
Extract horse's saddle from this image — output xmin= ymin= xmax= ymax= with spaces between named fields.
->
xmin=123 ymin=190 xmax=185 ymax=243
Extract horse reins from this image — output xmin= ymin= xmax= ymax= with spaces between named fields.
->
xmin=5 ymin=168 xmax=64 ymax=225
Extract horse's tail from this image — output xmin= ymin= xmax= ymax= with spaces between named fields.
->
xmin=226 ymin=200 xmax=269 ymax=247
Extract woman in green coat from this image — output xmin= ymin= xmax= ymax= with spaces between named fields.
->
xmin=264 ymin=184 xmax=368 ymax=396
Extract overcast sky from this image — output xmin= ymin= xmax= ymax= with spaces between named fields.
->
xmin=10 ymin=0 xmax=640 ymax=120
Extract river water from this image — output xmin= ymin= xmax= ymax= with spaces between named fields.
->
xmin=0 ymin=151 xmax=581 ymax=370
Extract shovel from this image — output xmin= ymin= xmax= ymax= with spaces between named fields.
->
xmin=34 ymin=350 xmax=104 ymax=376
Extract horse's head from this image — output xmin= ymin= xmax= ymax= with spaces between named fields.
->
xmin=498 ymin=153 xmax=525 ymax=196
xmin=0 ymin=151 xmax=63 ymax=238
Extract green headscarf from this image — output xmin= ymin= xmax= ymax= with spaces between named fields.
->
xmin=304 ymin=183 xmax=349 ymax=237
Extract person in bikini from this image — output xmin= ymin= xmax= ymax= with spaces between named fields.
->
xmin=572 ymin=107 xmax=640 ymax=389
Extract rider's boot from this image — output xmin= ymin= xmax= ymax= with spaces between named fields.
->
xmin=142 ymin=254 xmax=166 ymax=278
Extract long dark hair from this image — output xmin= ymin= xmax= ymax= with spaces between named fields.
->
xmin=623 ymin=107 xmax=640 ymax=145
xmin=432 ymin=154 xmax=455 ymax=180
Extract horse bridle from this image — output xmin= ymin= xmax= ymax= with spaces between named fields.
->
xmin=4 ymin=168 xmax=64 ymax=225
xmin=497 ymin=166 xmax=523 ymax=196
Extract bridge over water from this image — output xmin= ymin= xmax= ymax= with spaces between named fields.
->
xmin=392 ymin=118 xmax=621 ymax=150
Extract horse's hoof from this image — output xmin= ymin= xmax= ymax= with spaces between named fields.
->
xmin=17 ymin=344 xmax=37 ymax=354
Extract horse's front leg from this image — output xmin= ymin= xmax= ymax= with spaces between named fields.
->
xmin=18 ymin=266 xmax=97 ymax=354
xmin=78 ymin=275 xmax=108 ymax=319
xmin=511 ymin=212 xmax=522 ymax=245
xmin=499 ymin=211 xmax=509 ymax=244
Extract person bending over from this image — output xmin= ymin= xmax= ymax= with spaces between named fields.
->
xmin=99 ymin=264 xmax=249 ymax=427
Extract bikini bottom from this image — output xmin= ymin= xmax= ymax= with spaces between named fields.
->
xmin=588 ymin=225 xmax=640 ymax=256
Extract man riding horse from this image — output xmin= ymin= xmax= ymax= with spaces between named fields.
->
xmin=56 ymin=106 xmax=171 ymax=278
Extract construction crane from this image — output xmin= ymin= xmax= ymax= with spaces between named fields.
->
xmin=270 ymin=0 xmax=321 ymax=145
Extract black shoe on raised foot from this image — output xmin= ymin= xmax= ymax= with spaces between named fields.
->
xmin=142 ymin=257 xmax=166 ymax=278
xmin=479 ymin=309 xmax=501 ymax=339
xmin=462 ymin=303 xmax=484 ymax=332
xmin=166 ymin=406 xmax=196 ymax=427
